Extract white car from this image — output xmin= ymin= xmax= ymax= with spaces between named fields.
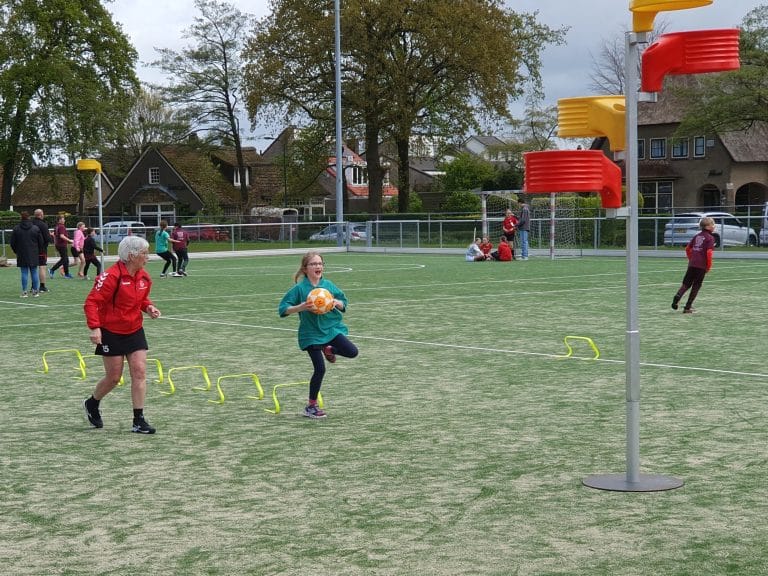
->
xmin=663 ymin=211 xmax=757 ymax=247
xmin=759 ymin=203 xmax=768 ymax=247
xmin=309 ymin=223 xmax=369 ymax=242
xmin=95 ymin=221 xmax=147 ymax=244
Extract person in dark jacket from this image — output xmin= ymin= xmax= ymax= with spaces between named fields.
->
xmin=82 ymin=227 xmax=104 ymax=278
xmin=10 ymin=211 xmax=44 ymax=298
xmin=32 ymin=209 xmax=52 ymax=292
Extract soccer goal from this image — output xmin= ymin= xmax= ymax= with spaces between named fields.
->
xmin=479 ymin=190 xmax=584 ymax=259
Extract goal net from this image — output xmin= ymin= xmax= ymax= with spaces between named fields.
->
xmin=480 ymin=190 xmax=584 ymax=259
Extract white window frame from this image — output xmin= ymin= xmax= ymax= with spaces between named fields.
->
xmin=233 ymin=167 xmax=250 ymax=187
xmin=671 ymin=138 xmax=689 ymax=159
xmin=649 ymin=138 xmax=666 ymax=159
xmin=693 ymin=136 xmax=706 ymax=157
xmin=148 ymin=167 xmax=160 ymax=184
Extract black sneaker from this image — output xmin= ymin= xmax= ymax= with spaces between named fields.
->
xmin=671 ymin=295 xmax=680 ymax=310
xmin=83 ymin=398 xmax=103 ymax=428
xmin=131 ymin=418 xmax=156 ymax=434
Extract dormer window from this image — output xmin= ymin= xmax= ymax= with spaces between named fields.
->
xmin=233 ymin=167 xmax=250 ymax=187
xmin=149 ymin=167 xmax=160 ymax=184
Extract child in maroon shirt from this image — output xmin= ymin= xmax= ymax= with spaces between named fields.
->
xmin=672 ymin=217 xmax=715 ymax=314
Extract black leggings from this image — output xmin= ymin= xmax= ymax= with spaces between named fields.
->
xmin=157 ymin=251 xmax=177 ymax=274
xmin=676 ymin=266 xmax=707 ymax=309
xmin=50 ymin=245 xmax=70 ymax=275
xmin=305 ymin=334 xmax=358 ymax=400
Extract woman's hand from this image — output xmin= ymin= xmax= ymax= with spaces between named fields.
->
xmin=89 ymin=327 xmax=102 ymax=345
xmin=147 ymin=305 xmax=162 ymax=319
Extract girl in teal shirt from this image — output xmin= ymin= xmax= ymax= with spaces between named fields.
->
xmin=154 ymin=220 xmax=178 ymax=277
xmin=278 ymin=251 xmax=358 ymax=418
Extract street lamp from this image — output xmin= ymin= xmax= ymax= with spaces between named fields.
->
xmin=76 ymin=159 xmax=104 ymax=268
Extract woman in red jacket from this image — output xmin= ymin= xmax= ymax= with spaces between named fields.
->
xmin=82 ymin=236 xmax=162 ymax=434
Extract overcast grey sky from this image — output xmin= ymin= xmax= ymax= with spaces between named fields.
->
xmin=108 ymin=0 xmax=759 ymax=145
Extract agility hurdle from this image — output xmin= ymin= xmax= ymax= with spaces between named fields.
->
xmin=559 ymin=335 xmax=600 ymax=360
xmin=210 ymin=373 xmax=264 ymax=405
xmin=38 ymin=349 xmax=86 ymax=380
xmin=165 ymin=365 xmax=212 ymax=396
xmin=263 ymin=381 xmax=321 ymax=415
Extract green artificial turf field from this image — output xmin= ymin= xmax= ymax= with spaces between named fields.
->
xmin=2 ymin=252 xmax=767 ymax=575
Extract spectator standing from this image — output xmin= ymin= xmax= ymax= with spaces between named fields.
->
xmin=517 ymin=197 xmax=531 ymax=260
xmin=10 ymin=211 xmax=44 ymax=297
xmin=72 ymin=221 xmax=87 ymax=277
xmin=32 ymin=209 xmax=52 ymax=292
xmin=82 ymin=227 xmax=104 ymax=278
xmin=82 ymin=236 xmax=161 ymax=434
xmin=49 ymin=216 xmax=73 ymax=278
xmin=171 ymin=222 xmax=190 ymax=276
xmin=502 ymin=209 xmax=519 ymax=260
xmin=154 ymin=220 xmax=179 ymax=277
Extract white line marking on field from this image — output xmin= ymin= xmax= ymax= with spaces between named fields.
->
xmin=161 ymin=315 xmax=768 ymax=380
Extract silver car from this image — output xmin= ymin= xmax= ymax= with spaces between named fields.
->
xmin=309 ymin=223 xmax=369 ymax=242
xmin=663 ymin=211 xmax=757 ymax=247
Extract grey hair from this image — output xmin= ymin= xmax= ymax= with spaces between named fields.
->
xmin=118 ymin=235 xmax=149 ymax=262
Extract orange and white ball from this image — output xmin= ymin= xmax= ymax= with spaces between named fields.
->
xmin=306 ymin=287 xmax=335 ymax=314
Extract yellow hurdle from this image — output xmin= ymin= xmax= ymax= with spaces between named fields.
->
xmin=263 ymin=381 xmax=322 ymax=415
xmin=38 ymin=349 xmax=86 ymax=380
xmin=559 ymin=336 xmax=600 ymax=360
xmin=165 ymin=365 xmax=212 ymax=396
xmin=210 ymin=373 xmax=265 ymax=405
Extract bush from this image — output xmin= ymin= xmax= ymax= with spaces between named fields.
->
xmin=441 ymin=190 xmax=481 ymax=213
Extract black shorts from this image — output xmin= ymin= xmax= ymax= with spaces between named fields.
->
xmin=95 ymin=327 xmax=148 ymax=356
xmin=71 ymin=247 xmax=82 ymax=257
xmin=38 ymin=253 xmax=48 ymax=266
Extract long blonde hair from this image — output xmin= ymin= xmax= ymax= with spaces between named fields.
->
xmin=294 ymin=251 xmax=323 ymax=283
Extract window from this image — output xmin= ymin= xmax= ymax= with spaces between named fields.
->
xmin=350 ymin=165 xmax=368 ymax=186
xmin=149 ymin=167 xmax=160 ymax=184
xmin=137 ymin=203 xmax=175 ymax=228
xmin=233 ymin=167 xmax=250 ymax=187
xmin=694 ymin=136 xmax=705 ymax=157
xmin=650 ymin=138 xmax=666 ymax=159
xmin=637 ymin=139 xmax=645 ymax=159
xmin=639 ymin=180 xmax=673 ymax=213
xmin=671 ymin=138 xmax=689 ymax=159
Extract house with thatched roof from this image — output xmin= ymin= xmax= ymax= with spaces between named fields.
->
xmin=10 ymin=144 xmax=276 ymax=225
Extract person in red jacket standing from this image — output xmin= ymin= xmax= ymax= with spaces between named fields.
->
xmin=672 ymin=216 xmax=715 ymax=314
xmin=502 ymin=209 xmax=519 ymax=260
xmin=82 ymin=235 xmax=162 ymax=434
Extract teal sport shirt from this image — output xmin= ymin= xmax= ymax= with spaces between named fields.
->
xmin=278 ymin=276 xmax=349 ymax=350
xmin=155 ymin=229 xmax=170 ymax=253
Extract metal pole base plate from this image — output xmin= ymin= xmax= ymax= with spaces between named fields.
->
xmin=583 ymin=473 xmax=684 ymax=492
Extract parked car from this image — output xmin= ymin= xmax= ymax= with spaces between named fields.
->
xmin=183 ymin=224 xmax=230 ymax=241
xmin=95 ymin=221 xmax=147 ymax=244
xmin=663 ymin=211 xmax=757 ymax=247
xmin=309 ymin=223 xmax=370 ymax=242
xmin=759 ymin=202 xmax=768 ymax=247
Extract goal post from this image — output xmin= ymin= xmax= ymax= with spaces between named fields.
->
xmin=477 ymin=189 xmax=583 ymax=259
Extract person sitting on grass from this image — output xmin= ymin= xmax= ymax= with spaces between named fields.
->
xmin=490 ymin=236 xmax=512 ymax=261
xmin=466 ymin=238 xmax=490 ymax=261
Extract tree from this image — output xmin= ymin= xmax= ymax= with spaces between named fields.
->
xmin=441 ymin=153 xmax=497 ymax=193
xmin=116 ymin=87 xmax=190 ymax=157
xmin=152 ymin=0 xmax=255 ymax=205
xmin=588 ymin=19 xmax=669 ymax=95
xmin=676 ymin=4 xmax=768 ymax=134
xmin=0 ymin=0 xmax=138 ymax=210
xmin=243 ymin=0 xmax=564 ymax=213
